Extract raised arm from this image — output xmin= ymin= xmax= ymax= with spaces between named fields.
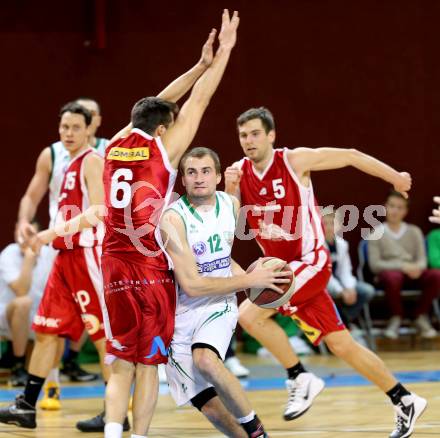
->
xmin=288 ymin=147 xmax=412 ymax=198
xmin=28 ymin=153 xmax=105 ymax=252
xmin=162 ymin=9 xmax=240 ymax=168
xmin=109 ymin=30 xmax=217 ymax=143
xmin=16 ymin=147 xmax=52 ymax=242
xmin=159 ymin=209 xmax=290 ymax=297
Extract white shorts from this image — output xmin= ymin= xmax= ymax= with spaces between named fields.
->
xmin=166 ymin=296 xmax=238 ymax=406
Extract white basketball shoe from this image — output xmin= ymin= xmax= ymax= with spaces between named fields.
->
xmin=389 ymin=393 xmax=427 ymax=438
xmin=283 ymin=372 xmax=325 ymax=420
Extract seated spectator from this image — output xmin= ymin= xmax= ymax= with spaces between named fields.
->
xmin=0 ymin=223 xmax=54 ymax=386
xmin=323 ymin=212 xmax=375 ymax=331
xmin=368 ymin=191 xmax=440 ymax=339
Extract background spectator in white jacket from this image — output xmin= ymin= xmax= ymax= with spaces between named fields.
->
xmin=0 ymin=221 xmax=55 ymax=386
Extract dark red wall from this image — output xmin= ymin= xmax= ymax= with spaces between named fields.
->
xmin=1 ymin=0 xmax=439 ymax=266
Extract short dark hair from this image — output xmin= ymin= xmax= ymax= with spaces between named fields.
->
xmin=60 ymin=102 xmax=92 ymax=126
xmin=179 ymin=147 xmax=221 ymax=175
xmin=131 ymin=97 xmax=179 ymax=135
xmin=75 ymin=97 xmax=101 ymax=114
xmin=386 ymin=190 xmax=409 ymax=205
xmin=237 ymin=107 xmax=275 ymax=133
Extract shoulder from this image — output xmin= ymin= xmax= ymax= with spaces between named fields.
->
xmin=84 ymin=151 xmax=104 ymax=167
xmin=407 ymin=223 xmax=423 ymax=236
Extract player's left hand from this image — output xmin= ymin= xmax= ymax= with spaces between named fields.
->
xmin=393 ymin=172 xmax=412 ymax=199
xmin=429 ymin=196 xmax=440 ymax=224
xmin=29 ymin=229 xmax=56 ymax=254
xmin=218 ymin=9 xmax=240 ymax=51
xmin=199 ymin=29 xmax=217 ymax=67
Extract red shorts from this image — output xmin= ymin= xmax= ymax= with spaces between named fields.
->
xmin=101 ymin=254 xmax=176 ymax=365
xmin=278 ymin=247 xmax=346 ymax=345
xmin=32 ymin=247 xmax=105 ymax=342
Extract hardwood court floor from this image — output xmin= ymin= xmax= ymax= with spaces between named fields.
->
xmin=0 ymin=351 xmax=439 ymax=437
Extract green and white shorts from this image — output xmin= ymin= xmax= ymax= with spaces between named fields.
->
xmin=165 ymin=296 xmax=238 ymax=406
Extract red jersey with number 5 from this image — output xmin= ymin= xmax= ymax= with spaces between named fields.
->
xmin=238 ymin=148 xmax=325 ymax=262
xmin=102 ymin=128 xmax=177 ymax=269
xmin=53 ymin=148 xmax=104 ymax=250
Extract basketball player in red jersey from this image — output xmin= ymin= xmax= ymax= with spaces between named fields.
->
xmin=225 ymin=107 xmax=427 ymax=438
xmin=0 ymin=102 xmax=110 ymax=430
xmin=101 ymin=11 xmax=240 ymax=438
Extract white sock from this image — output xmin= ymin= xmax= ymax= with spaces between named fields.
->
xmin=237 ymin=410 xmax=255 ymax=424
xmin=131 ymin=435 xmax=147 ymax=438
xmin=46 ymin=368 xmax=60 ymax=385
xmin=104 ymin=422 xmax=123 ymax=438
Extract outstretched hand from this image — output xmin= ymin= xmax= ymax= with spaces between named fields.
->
xmin=393 ymin=172 xmax=412 ymax=199
xmin=429 ymin=196 xmax=440 ymax=224
xmin=218 ymin=9 xmax=240 ymax=51
xmin=199 ymin=28 xmax=217 ymax=67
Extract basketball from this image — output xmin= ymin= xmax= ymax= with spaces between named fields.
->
xmin=245 ymin=257 xmax=295 ymax=309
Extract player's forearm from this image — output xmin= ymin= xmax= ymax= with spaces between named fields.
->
xmin=183 ymin=273 xmax=250 ymax=297
xmin=157 ymin=63 xmax=207 ymax=103
xmin=190 ymin=47 xmax=232 ymax=106
xmin=54 ymin=205 xmax=106 ymax=238
xmin=349 ymin=149 xmax=402 ymax=186
xmin=9 ymin=258 xmax=35 ymax=296
xmin=17 ymin=196 xmax=38 ymax=224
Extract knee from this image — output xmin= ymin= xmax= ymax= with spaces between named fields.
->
xmin=325 ymin=332 xmax=356 ymax=358
xmin=35 ymin=332 xmax=58 ymax=346
xmin=239 ymin=304 xmax=262 ymax=332
xmin=379 ymin=270 xmax=404 ymax=284
xmin=11 ymin=296 xmax=33 ymax=315
xmin=193 ymin=349 xmax=221 ymax=379
xmin=423 ymin=269 xmax=440 ymax=287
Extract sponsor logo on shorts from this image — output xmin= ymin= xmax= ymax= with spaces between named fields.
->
xmin=197 ymin=256 xmax=231 ymax=273
xmin=146 ymin=335 xmax=168 ymax=359
xmin=81 ymin=313 xmax=102 ymax=335
xmin=107 ymin=146 xmax=149 ymax=161
xmin=192 ymin=241 xmax=206 ymax=256
xmin=33 ymin=315 xmax=61 ymax=328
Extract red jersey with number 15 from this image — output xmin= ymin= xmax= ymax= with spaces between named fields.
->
xmin=53 ymin=148 xmax=104 ymax=250
xmin=102 ymin=128 xmax=177 ymax=269
xmin=238 ymin=148 xmax=325 ymax=263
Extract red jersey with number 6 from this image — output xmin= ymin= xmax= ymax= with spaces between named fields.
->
xmin=102 ymin=128 xmax=177 ymax=269
xmin=238 ymin=148 xmax=325 ymax=262
xmin=53 ymin=148 xmax=104 ymax=250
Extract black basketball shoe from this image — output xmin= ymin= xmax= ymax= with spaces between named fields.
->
xmin=76 ymin=411 xmax=130 ymax=432
xmin=0 ymin=394 xmax=36 ymax=429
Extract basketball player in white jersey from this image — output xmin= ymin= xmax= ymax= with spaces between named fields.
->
xmin=161 ymin=147 xmax=291 ymax=438
xmin=225 ymin=107 xmax=426 ymax=438
xmin=15 ymin=98 xmax=108 ymax=414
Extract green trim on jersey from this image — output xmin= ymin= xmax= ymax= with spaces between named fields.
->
xmin=49 ymin=144 xmax=55 ymax=184
xmin=181 ymin=195 xmax=203 ymax=223
xmin=93 ymin=137 xmax=105 ymax=150
xmin=181 ymin=194 xmax=220 ymax=223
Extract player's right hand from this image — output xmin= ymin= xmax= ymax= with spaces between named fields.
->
xmin=16 ymin=221 xmax=37 ymax=246
xmin=218 ymin=9 xmax=240 ymax=51
xmin=393 ymin=171 xmax=412 ymax=199
xmin=199 ymin=29 xmax=217 ymax=67
xmin=247 ymin=258 xmax=292 ymax=294
xmin=224 ymin=166 xmax=242 ymax=194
